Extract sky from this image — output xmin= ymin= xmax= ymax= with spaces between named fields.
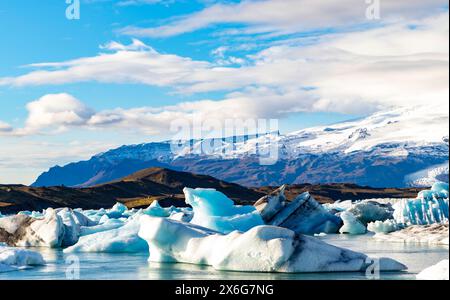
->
xmin=0 ymin=0 xmax=448 ymax=184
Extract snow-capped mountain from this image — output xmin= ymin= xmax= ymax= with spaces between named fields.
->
xmin=32 ymin=106 xmax=449 ymax=188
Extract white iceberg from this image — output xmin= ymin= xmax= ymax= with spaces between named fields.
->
xmin=367 ymin=219 xmax=400 ymax=234
xmin=64 ymin=215 xmax=148 ymax=253
xmin=0 ymin=209 xmax=65 ymax=248
xmin=0 ymin=246 xmax=45 ymax=273
xmin=416 ymin=259 xmax=449 ymax=280
xmin=138 ymin=216 xmax=407 ymax=273
xmin=339 ymin=211 xmax=367 ymax=235
xmin=184 ymin=187 xmax=264 ymax=234
xmin=347 ymin=201 xmax=393 ymax=225
xmin=79 ymin=218 xmax=125 ymax=236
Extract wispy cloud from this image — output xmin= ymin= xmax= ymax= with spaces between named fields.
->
xmin=119 ymin=0 xmax=448 ymax=38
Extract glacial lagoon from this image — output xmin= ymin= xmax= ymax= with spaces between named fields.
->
xmin=1 ymin=233 xmax=447 ymax=280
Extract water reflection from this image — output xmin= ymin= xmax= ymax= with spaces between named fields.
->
xmin=1 ymin=234 xmax=447 ymax=280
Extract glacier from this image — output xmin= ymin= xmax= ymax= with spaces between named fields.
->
xmin=0 ymin=246 xmax=45 ymax=273
xmin=416 ymin=259 xmax=449 ymax=280
xmin=184 ymin=187 xmax=264 ymax=234
xmin=138 ymin=216 xmax=406 ymax=273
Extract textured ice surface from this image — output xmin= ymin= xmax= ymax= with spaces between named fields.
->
xmin=0 ymin=209 xmax=65 ymax=247
xmin=322 ymin=200 xmax=353 ymax=213
xmin=255 ymin=188 xmax=342 ymax=234
xmin=0 ymin=246 xmax=45 ymax=273
xmin=393 ymin=182 xmax=449 ymax=226
xmin=347 ymin=201 xmax=393 ymax=225
xmin=367 ymin=219 xmax=400 ymax=234
xmin=138 ymin=216 xmax=406 ymax=273
xmin=184 ymin=187 xmax=264 ymax=233
xmin=339 ymin=211 xmax=367 ymax=235
xmin=416 ymin=259 xmax=449 ymax=280
xmin=373 ymin=223 xmax=449 ymax=245
xmin=254 ymin=185 xmax=287 ymax=222
xmin=64 ymin=215 xmax=148 ymax=253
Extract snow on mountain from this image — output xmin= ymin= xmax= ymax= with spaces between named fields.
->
xmin=32 ymin=106 xmax=449 ymax=188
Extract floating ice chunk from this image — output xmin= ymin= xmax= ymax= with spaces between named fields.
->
xmin=0 ymin=209 xmax=65 ymax=248
xmin=254 ymin=185 xmax=287 ymax=222
xmin=184 ymin=188 xmax=264 ymax=233
xmin=367 ymin=219 xmax=400 ymax=234
xmin=416 ymin=259 xmax=449 ymax=280
xmin=347 ymin=201 xmax=393 ymax=225
xmin=80 ymin=218 xmax=124 ymax=236
xmin=64 ymin=216 xmax=147 ymax=253
xmin=314 ymin=232 xmax=327 ymax=237
xmin=138 ymin=216 xmax=406 ymax=273
xmin=266 ymin=191 xmax=342 ymax=234
xmin=393 ymin=183 xmax=449 ymax=226
xmin=0 ymin=246 xmax=45 ymax=273
xmin=339 ymin=211 xmax=367 ymax=235
xmin=322 ymin=200 xmax=353 ymax=213
xmin=373 ymin=223 xmax=449 ymax=245
xmin=107 ymin=202 xmax=128 ymax=219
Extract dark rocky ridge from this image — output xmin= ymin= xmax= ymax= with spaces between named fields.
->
xmin=1 ymin=167 xmax=422 ymax=215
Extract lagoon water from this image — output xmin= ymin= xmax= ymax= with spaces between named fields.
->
xmin=1 ymin=233 xmax=448 ymax=280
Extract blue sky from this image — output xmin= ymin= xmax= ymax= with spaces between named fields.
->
xmin=0 ymin=0 xmax=448 ymax=184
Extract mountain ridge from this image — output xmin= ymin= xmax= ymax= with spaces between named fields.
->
xmin=32 ymin=106 xmax=449 ymax=188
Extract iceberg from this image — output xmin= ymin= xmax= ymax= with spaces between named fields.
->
xmin=254 ymin=185 xmax=287 ymax=222
xmin=256 ymin=189 xmax=342 ymax=234
xmin=393 ymin=182 xmax=449 ymax=226
xmin=367 ymin=219 xmax=400 ymax=234
xmin=416 ymin=259 xmax=449 ymax=280
xmin=0 ymin=209 xmax=65 ymax=248
xmin=0 ymin=246 xmax=45 ymax=273
xmin=347 ymin=201 xmax=393 ymax=225
xmin=184 ymin=188 xmax=264 ymax=234
xmin=64 ymin=215 xmax=148 ymax=253
xmin=79 ymin=218 xmax=125 ymax=236
xmin=138 ymin=216 xmax=407 ymax=273
xmin=339 ymin=211 xmax=367 ymax=235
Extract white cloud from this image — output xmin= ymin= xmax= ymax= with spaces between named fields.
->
xmin=0 ymin=12 xmax=448 ymax=126
xmin=120 ymin=0 xmax=448 ymax=37
xmin=23 ymin=93 xmax=95 ymax=134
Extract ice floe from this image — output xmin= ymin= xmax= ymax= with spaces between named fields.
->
xmin=416 ymin=259 xmax=449 ymax=280
xmin=0 ymin=246 xmax=45 ymax=273
xmin=339 ymin=211 xmax=367 ymax=235
xmin=138 ymin=216 xmax=406 ymax=273
xmin=184 ymin=187 xmax=264 ymax=234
